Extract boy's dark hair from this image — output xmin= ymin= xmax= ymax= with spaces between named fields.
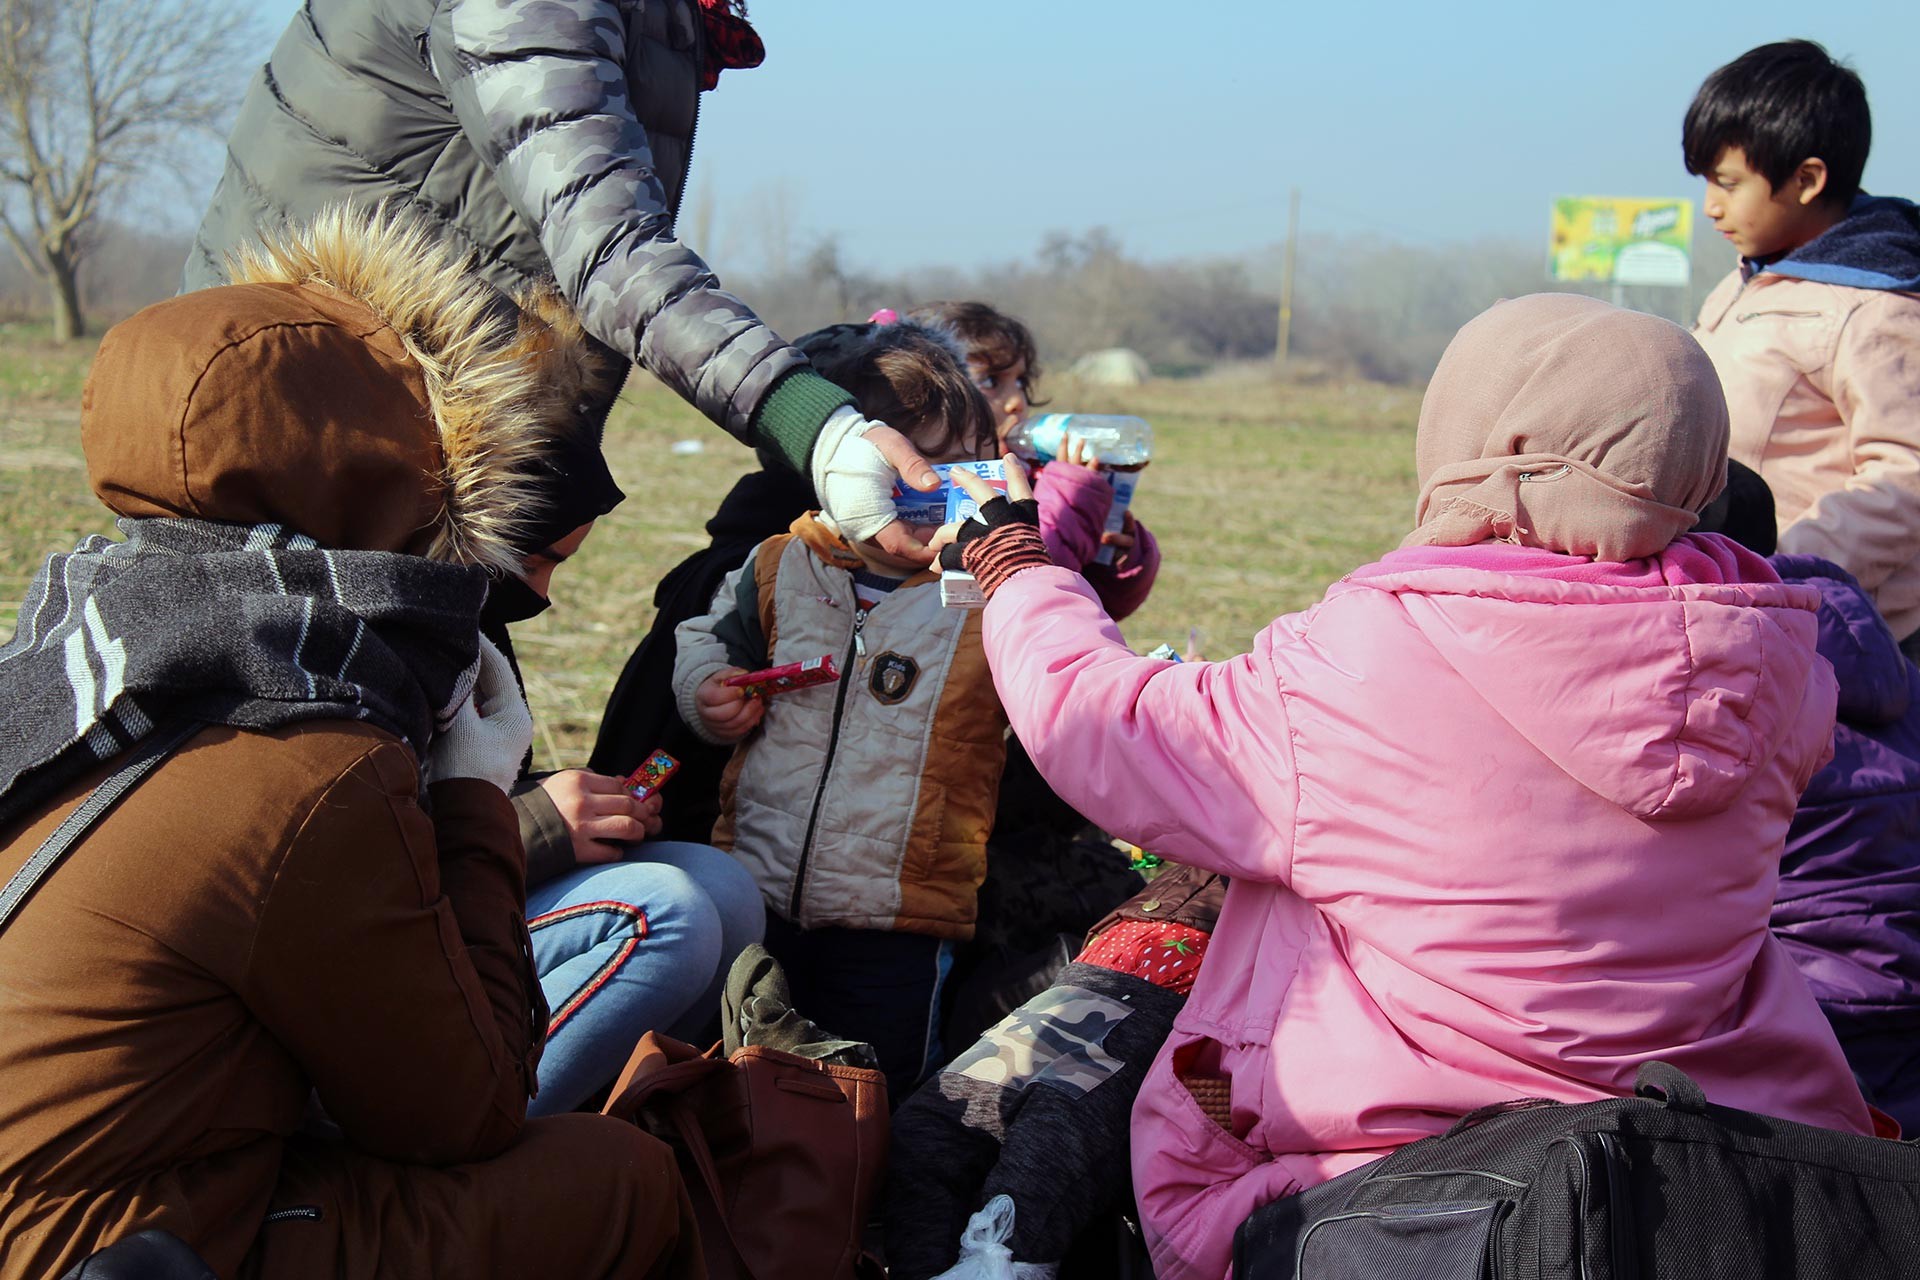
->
xmin=1693 ymin=459 xmax=1777 ymax=555
xmin=1683 ymin=40 xmax=1870 ymax=207
xmin=796 ymin=319 xmax=993 ymax=460
xmin=906 ymin=301 xmax=1049 ymax=408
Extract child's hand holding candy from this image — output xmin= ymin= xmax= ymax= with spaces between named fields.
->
xmin=536 ymin=768 xmax=666 ymax=865
xmin=695 ymin=666 xmax=768 ymax=742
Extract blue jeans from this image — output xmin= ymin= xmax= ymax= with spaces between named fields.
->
xmin=524 ymin=841 xmax=763 ymax=1115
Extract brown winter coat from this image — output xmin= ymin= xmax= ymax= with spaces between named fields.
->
xmin=0 ymin=212 xmax=695 ymax=1280
xmin=0 ymin=728 xmax=538 ymax=1277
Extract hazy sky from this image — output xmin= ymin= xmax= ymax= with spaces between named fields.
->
xmin=238 ymin=0 xmax=1920 ymax=274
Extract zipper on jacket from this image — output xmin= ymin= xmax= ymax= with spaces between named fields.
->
xmin=671 ymin=93 xmax=699 ymax=228
xmin=788 ymin=606 xmax=865 ymax=919
xmin=264 ymin=1205 xmax=323 ymax=1223
xmin=1735 ymin=308 xmax=1821 ymax=322
xmin=671 ymin=6 xmax=702 ymax=229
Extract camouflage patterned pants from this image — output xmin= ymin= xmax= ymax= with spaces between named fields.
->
xmin=884 ymin=962 xmax=1185 ymax=1278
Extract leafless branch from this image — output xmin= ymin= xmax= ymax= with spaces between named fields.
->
xmin=0 ymin=0 xmax=256 ymax=335
xmin=0 ymin=204 xmax=42 ymax=276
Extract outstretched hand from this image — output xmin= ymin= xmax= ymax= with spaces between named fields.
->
xmin=931 ymin=455 xmax=1053 ymax=602
xmin=811 ymin=410 xmax=942 ymax=568
xmin=860 ymin=421 xmax=942 ymax=565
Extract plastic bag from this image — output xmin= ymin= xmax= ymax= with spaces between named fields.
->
xmin=931 ymin=1196 xmax=1062 ymax=1280
xmin=932 ymin=1196 xmax=1017 ymax=1280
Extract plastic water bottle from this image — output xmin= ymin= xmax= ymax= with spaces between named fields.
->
xmin=1004 ymin=414 xmax=1153 ymax=565
xmin=1003 ymin=413 xmax=1153 ymax=467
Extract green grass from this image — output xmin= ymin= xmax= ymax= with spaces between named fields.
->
xmin=0 ymin=323 xmax=97 ymax=405
xmin=0 ymin=340 xmax=1423 ymax=766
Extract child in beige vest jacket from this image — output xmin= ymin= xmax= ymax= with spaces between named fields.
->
xmin=675 ymin=318 xmax=1008 ymax=1097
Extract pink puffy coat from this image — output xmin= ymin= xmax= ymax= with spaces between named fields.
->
xmin=983 ymin=535 xmax=1873 ymax=1280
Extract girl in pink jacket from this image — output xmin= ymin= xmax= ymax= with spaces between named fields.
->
xmin=940 ymin=294 xmax=1874 ymax=1280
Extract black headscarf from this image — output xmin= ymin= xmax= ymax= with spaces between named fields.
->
xmin=481 ymin=421 xmax=626 ymax=632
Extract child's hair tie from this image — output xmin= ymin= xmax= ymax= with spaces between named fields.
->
xmin=867 ymin=308 xmax=900 ymax=325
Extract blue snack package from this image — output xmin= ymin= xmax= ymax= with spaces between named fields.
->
xmin=891 ymin=460 xmax=1008 ymax=527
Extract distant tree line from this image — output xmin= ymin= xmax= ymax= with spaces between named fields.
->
xmin=2 ymin=220 xmax=1736 ymax=388
xmin=0 ymin=221 xmax=193 ymax=328
xmin=711 ymin=223 xmax=1735 ymax=386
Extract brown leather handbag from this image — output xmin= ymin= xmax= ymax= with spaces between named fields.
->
xmin=603 ymin=1032 xmax=889 ymax=1280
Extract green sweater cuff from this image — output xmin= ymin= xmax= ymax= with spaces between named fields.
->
xmin=752 ymin=369 xmax=856 ymax=474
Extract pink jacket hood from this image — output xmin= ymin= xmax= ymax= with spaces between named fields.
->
xmin=983 ymin=533 xmax=1869 ymax=1280
xmin=1353 ymin=537 xmax=1829 ymax=822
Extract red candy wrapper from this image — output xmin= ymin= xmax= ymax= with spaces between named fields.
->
xmin=723 ymin=654 xmax=841 ymax=699
xmin=623 ymin=749 xmax=680 ymax=800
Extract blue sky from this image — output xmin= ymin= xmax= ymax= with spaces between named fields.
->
xmin=238 ymin=0 xmax=1920 ymax=273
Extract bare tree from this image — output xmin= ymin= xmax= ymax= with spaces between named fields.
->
xmin=731 ymin=176 xmax=803 ymax=280
xmin=0 ymin=0 xmax=254 ymax=340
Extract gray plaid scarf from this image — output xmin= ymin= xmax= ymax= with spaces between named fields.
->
xmin=0 ymin=519 xmax=489 ymax=829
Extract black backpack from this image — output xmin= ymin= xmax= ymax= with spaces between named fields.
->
xmin=1233 ymin=1062 xmax=1920 ymax=1279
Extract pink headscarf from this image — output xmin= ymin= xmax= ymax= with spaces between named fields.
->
xmin=1403 ymin=294 xmax=1730 ymax=562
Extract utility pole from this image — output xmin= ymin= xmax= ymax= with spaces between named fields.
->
xmin=1277 ymin=187 xmax=1301 ymax=370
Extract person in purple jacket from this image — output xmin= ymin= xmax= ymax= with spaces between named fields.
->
xmin=1701 ymin=461 xmax=1920 ymax=1134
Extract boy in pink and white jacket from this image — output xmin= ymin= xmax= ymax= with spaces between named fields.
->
xmin=1684 ymin=42 xmax=1920 ymax=648
xmin=939 ymin=295 xmax=1873 ymax=1280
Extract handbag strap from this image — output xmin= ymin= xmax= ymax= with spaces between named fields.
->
xmin=0 ymin=722 xmax=201 ymax=935
xmin=1634 ymin=1060 xmax=1710 ymax=1113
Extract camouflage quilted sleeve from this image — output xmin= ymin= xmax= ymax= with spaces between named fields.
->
xmin=430 ymin=0 xmax=804 ymax=441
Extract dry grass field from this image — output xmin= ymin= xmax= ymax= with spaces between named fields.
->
xmin=0 ymin=321 xmax=1424 ymax=766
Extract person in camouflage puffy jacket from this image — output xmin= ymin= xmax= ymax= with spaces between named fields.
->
xmin=188 ymin=0 xmax=939 ymax=564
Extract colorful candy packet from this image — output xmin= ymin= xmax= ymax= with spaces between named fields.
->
xmin=722 ymin=654 xmax=841 ymax=699
xmin=624 ymin=749 xmax=680 ymax=800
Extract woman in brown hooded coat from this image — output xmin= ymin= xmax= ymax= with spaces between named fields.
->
xmin=0 ymin=211 xmax=699 ymax=1279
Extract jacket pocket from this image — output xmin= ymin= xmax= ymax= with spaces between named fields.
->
xmin=1166 ymin=1034 xmax=1265 ymax=1156
xmin=1136 ymin=1036 xmax=1270 ymax=1268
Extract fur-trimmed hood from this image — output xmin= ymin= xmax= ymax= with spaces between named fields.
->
xmin=84 ymin=207 xmax=616 ymax=574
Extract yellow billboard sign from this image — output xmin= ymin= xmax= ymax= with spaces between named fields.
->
xmin=1550 ymin=196 xmax=1694 ymax=287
